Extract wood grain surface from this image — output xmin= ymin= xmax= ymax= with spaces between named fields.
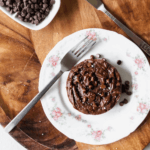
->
xmin=0 ymin=0 xmax=150 ymax=149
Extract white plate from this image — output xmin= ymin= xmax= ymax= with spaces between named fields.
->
xmin=0 ymin=0 xmax=61 ymax=30
xmin=39 ymin=29 xmax=150 ymax=145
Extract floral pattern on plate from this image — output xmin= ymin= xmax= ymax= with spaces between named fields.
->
xmin=39 ymin=29 xmax=150 ymax=145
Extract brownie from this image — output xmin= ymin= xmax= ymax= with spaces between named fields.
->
xmin=66 ymin=57 xmax=122 ymax=115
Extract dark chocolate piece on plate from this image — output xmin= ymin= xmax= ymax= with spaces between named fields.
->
xmin=117 ymin=60 xmax=122 ymax=65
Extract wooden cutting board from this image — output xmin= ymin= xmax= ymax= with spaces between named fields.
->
xmin=0 ymin=0 xmax=150 ymax=149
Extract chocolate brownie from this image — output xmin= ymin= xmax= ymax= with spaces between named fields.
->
xmin=66 ymin=57 xmax=122 ymax=115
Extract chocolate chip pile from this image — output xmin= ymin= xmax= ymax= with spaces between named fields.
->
xmin=119 ymin=98 xmax=128 ymax=106
xmin=0 ymin=0 xmax=55 ymax=25
xmin=66 ymin=56 xmax=122 ymax=115
xmin=122 ymin=81 xmax=132 ymax=95
xmin=119 ymin=80 xmax=132 ymax=106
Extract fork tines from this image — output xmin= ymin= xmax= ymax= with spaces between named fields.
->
xmin=72 ymin=36 xmax=96 ymax=58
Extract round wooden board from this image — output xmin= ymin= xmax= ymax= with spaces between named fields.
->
xmin=0 ymin=0 xmax=150 ymax=149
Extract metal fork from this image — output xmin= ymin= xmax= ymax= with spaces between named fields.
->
xmin=5 ymin=36 xmax=96 ymax=133
xmin=86 ymin=0 xmax=150 ymax=56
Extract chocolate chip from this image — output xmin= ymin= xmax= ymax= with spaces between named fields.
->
xmin=29 ymin=17 xmax=32 ymax=21
xmin=18 ymin=16 xmax=24 ymax=21
xmin=89 ymin=85 xmax=93 ymax=89
xmin=42 ymin=14 xmax=46 ymax=19
xmin=125 ymin=81 xmax=130 ymax=85
xmin=10 ymin=9 xmax=13 ymax=14
xmin=34 ymin=19 xmax=39 ymax=25
xmin=31 ymin=0 xmax=37 ymax=3
xmin=0 ymin=1 xmax=4 ymax=6
xmin=90 ymin=55 xmax=95 ymax=59
xmin=6 ymin=7 xmax=11 ymax=11
xmin=33 ymin=15 xmax=38 ymax=20
xmin=30 ymin=11 xmax=34 ymax=15
xmin=87 ymin=63 xmax=91 ymax=67
xmin=82 ymin=97 xmax=87 ymax=103
xmin=122 ymin=84 xmax=125 ymax=93
xmin=125 ymin=84 xmax=129 ymax=90
xmin=126 ymin=91 xmax=132 ymax=95
xmin=91 ymin=76 xmax=94 ymax=82
xmin=106 ymin=79 xmax=109 ymax=84
xmin=27 ymin=80 xmax=31 ymax=83
xmin=43 ymin=0 xmax=48 ymax=3
xmin=45 ymin=7 xmax=50 ymax=12
xmin=124 ymin=99 xmax=128 ymax=104
xmin=24 ymin=18 xmax=27 ymax=22
xmin=20 ymin=3 xmax=24 ymax=8
xmin=96 ymin=54 xmax=101 ymax=58
xmin=13 ymin=7 xmax=18 ymax=13
xmin=119 ymin=99 xmax=128 ymax=106
xmin=16 ymin=0 xmax=21 ymax=3
xmin=102 ymin=58 xmax=106 ymax=61
xmin=43 ymin=3 xmax=48 ymax=10
xmin=39 ymin=2 xmax=42 ymax=7
xmin=36 ymin=12 xmax=41 ymax=18
xmin=21 ymin=9 xmax=27 ymax=17
xmin=34 ymin=4 xmax=39 ymax=9
xmin=50 ymin=0 xmax=55 ymax=5
xmin=119 ymin=102 xmax=124 ymax=106
xmin=26 ymin=13 xmax=30 ymax=19
xmin=117 ymin=60 xmax=122 ymax=65
xmin=31 ymin=4 xmax=34 ymax=9
xmin=116 ymin=82 xmax=121 ymax=86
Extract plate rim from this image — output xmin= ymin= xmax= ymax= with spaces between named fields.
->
xmin=39 ymin=28 xmax=150 ymax=145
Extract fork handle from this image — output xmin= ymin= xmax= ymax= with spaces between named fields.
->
xmin=4 ymin=70 xmax=63 ymax=133
xmin=99 ymin=5 xmax=150 ymax=56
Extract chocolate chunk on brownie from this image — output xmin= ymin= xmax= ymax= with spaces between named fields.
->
xmin=66 ymin=57 xmax=122 ymax=115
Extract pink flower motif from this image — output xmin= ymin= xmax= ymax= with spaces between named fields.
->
xmin=52 ymin=107 xmax=62 ymax=121
xmin=87 ymin=125 xmax=91 ymax=128
xmin=103 ymin=38 xmax=107 ymax=41
xmin=53 ymin=116 xmax=58 ymax=121
xmin=140 ymin=103 xmax=145 ymax=109
xmin=52 ymin=97 xmax=55 ymax=102
xmin=126 ymin=53 xmax=130 ymax=57
xmin=51 ymin=72 xmax=55 ymax=77
xmin=75 ymin=115 xmax=81 ymax=121
xmin=135 ymin=71 xmax=138 ymax=75
xmin=68 ymin=113 xmax=71 ymax=116
xmin=92 ymin=130 xmax=102 ymax=141
xmin=95 ymin=136 xmax=101 ymax=141
xmin=135 ymin=58 xmax=144 ymax=68
xmin=52 ymin=110 xmax=56 ymax=115
xmin=137 ymin=103 xmax=149 ymax=113
xmin=107 ymin=126 xmax=112 ymax=131
xmin=135 ymin=84 xmax=138 ymax=90
xmin=132 ymin=84 xmax=138 ymax=90
xmin=56 ymin=107 xmax=61 ymax=112
xmin=137 ymin=107 xmax=141 ymax=112
xmin=52 ymin=61 xmax=57 ymax=66
xmin=49 ymin=55 xmax=59 ymax=67
xmin=92 ymin=131 xmax=97 ymax=136
xmin=135 ymin=95 xmax=139 ymax=98
xmin=56 ymin=112 xmax=62 ymax=117
xmin=135 ymin=59 xmax=140 ymax=64
xmin=49 ymin=55 xmax=59 ymax=62
xmin=97 ymin=130 xmax=102 ymax=136
xmin=86 ymin=31 xmax=97 ymax=41
xmin=130 ymin=116 xmax=134 ymax=120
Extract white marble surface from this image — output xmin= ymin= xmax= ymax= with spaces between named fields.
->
xmin=0 ymin=126 xmax=26 ymax=150
xmin=0 ymin=125 xmax=149 ymax=150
